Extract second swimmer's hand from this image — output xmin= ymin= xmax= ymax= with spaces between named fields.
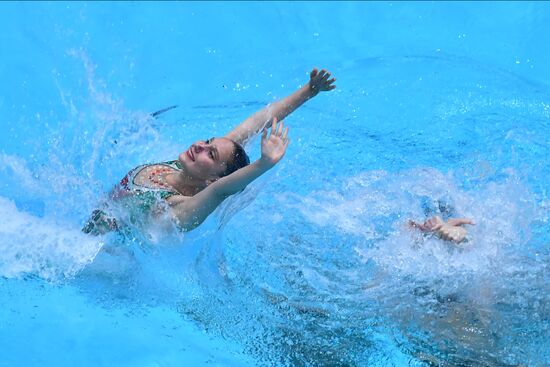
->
xmin=309 ymin=67 xmax=336 ymax=96
xmin=260 ymin=117 xmax=290 ymax=168
xmin=409 ymin=216 xmax=445 ymax=231
xmin=436 ymin=218 xmax=475 ymax=243
xmin=409 ymin=216 xmax=475 ymax=244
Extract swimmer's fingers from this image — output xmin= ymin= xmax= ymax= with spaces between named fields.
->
xmin=431 ymin=216 xmax=446 ymax=232
xmin=321 ymin=72 xmax=334 ymax=88
xmin=261 ymin=126 xmax=268 ymax=143
xmin=269 ymin=117 xmax=277 ymax=138
xmin=284 ymin=137 xmax=290 ymax=150
xmin=408 ymin=220 xmax=418 ymax=228
xmin=318 ymin=70 xmax=333 ymax=87
xmin=409 ymin=220 xmax=428 ymax=231
xmin=425 ymin=218 xmax=436 ymax=230
xmin=310 ymin=67 xmax=318 ymax=79
xmin=447 ymin=218 xmax=475 ymax=227
xmin=282 ymin=126 xmax=289 ymax=141
xmin=423 ymin=216 xmax=444 ymax=231
xmin=276 ymin=119 xmax=284 ymax=136
xmin=409 ymin=217 xmax=440 ymax=232
xmin=309 ymin=67 xmax=336 ymax=94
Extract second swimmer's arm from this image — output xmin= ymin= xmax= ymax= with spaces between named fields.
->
xmin=170 ymin=118 xmax=290 ymax=231
xmin=409 ymin=216 xmax=475 ymax=243
xmin=225 ymin=68 xmax=335 ymax=146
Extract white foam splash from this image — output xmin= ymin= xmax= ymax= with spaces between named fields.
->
xmin=0 ymin=153 xmax=44 ymax=195
xmin=0 ymin=197 xmax=103 ymax=280
xmin=295 ymin=167 xmax=535 ymax=279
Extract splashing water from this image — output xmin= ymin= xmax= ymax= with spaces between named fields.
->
xmin=0 ymin=197 xmax=103 ymax=280
xmin=1 ymin=45 xmax=550 ymax=366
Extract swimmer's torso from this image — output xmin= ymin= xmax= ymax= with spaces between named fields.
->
xmin=111 ymin=160 xmax=182 ymax=211
xmin=82 ymin=161 xmax=183 ymax=235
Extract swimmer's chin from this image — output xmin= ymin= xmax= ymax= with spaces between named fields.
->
xmin=178 ymin=152 xmax=187 ymax=165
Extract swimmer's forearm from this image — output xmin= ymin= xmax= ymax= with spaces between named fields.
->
xmin=171 ymin=160 xmax=273 ymax=231
xmin=264 ymin=84 xmax=314 ymax=123
xmin=211 ymin=159 xmax=273 ymax=198
xmin=226 ymin=84 xmax=314 ymax=145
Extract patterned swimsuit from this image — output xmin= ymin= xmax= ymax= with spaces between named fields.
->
xmin=82 ymin=160 xmax=182 ymax=235
xmin=111 ymin=160 xmax=182 ymax=207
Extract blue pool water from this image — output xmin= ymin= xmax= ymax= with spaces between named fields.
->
xmin=1 ymin=2 xmax=550 ymax=366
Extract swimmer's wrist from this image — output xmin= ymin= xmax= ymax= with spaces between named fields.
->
xmin=305 ymin=82 xmax=318 ymax=98
xmin=257 ymin=157 xmax=277 ymax=170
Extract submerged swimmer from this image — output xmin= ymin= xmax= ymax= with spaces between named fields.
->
xmin=83 ymin=68 xmax=336 ymax=235
xmin=407 ymin=197 xmax=475 ymax=244
xmin=409 ymin=216 xmax=475 ymax=243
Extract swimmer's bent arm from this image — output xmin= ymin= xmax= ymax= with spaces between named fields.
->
xmin=170 ymin=119 xmax=290 ymax=231
xmin=225 ymin=68 xmax=335 ymax=146
xmin=168 ymin=159 xmax=273 ymax=230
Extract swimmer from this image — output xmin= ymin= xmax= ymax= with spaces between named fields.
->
xmin=409 ymin=216 xmax=475 ymax=243
xmin=83 ymin=67 xmax=336 ymax=235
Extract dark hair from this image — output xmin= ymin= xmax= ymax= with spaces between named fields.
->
xmin=223 ymin=140 xmax=250 ymax=177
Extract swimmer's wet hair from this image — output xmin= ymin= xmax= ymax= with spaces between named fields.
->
xmin=223 ymin=140 xmax=250 ymax=177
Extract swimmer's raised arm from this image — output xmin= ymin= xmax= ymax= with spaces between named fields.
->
xmin=170 ymin=118 xmax=289 ymax=231
xmin=225 ymin=67 xmax=336 ymax=146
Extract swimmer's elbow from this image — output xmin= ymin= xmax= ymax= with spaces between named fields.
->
xmin=169 ymin=187 xmax=229 ymax=230
xmin=170 ymin=204 xmax=209 ymax=232
xmin=171 ymin=212 xmax=203 ymax=232
xmin=174 ymin=218 xmax=201 ymax=232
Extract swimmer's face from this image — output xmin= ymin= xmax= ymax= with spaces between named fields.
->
xmin=179 ymin=137 xmax=235 ymax=181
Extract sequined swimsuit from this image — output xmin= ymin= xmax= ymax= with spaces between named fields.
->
xmin=110 ymin=160 xmax=182 ymax=209
xmin=82 ymin=160 xmax=182 ymax=235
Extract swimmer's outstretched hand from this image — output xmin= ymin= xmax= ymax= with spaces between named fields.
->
xmin=409 ymin=216 xmax=475 ymax=244
xmin=409 ymin=215 xmax=445 ymax=232
xmin=260 ymin=117 xmax=290 ymax=167
xmin=309 ymin=67 xmax=336 ymax=96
